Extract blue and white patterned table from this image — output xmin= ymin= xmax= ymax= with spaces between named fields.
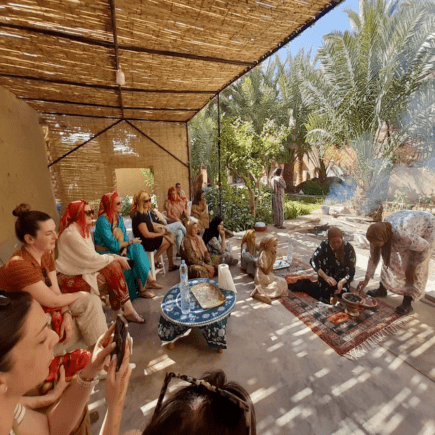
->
xmin=158 ymin=278 xmax=236 ymax=349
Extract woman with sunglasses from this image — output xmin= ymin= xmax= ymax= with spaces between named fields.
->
xmin=0 ymin=291 xmax=132 ymax=435
xmin=0 ymin=204 xmax=107 ymax=353
xmin=94 ymin=192 xmax=161 ymax=300
xmin=142 ymin=370 xmax=256 ymax=435
xmin=56 ymin=201 xmax=145 ymax=323
xmin=130 ymin=191 xmax=179 ymax=272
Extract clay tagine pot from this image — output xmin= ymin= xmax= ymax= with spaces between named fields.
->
xmin=342 ymin=293 xmax=363 ymax=317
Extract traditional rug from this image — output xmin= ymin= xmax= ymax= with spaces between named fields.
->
xmin=276 ymin=259 xmax=413 ymax=360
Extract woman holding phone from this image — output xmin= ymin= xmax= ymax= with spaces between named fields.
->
xmin=0 ymin=291 xmax=132 ymax=435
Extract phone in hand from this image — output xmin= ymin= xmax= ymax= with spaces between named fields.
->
xmin=127 ymin=259 xmax=135 ymax=268
xmin=111 ymin=315 xmax=128 ymax=371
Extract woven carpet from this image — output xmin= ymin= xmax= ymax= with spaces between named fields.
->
xmin=275 ymin=260 xmax=412 ymax=359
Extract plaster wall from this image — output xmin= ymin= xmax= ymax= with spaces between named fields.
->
xmin=0 ymin=86 xmax=57 ymax=262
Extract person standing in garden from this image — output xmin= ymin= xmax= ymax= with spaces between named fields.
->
xmin=270 ymin=168 xmax=286 ymax=229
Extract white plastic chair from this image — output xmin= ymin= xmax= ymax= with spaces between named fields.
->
xmin=147 ymin=250 xmax=165 ymax=280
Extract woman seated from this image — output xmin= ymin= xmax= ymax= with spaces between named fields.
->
xmin=56 ymin=201 xmax=145 ymax=323
xmin=0 ymin=291 xmax=131 ymax=435
xmin=143 ymin=370 xmax=256 ymax=435
xmin=203 ymin=216 xmax=238 ymax=266
xmin=310 ymin=227 xmax=356 ymax=304
xmin=240 ymin=229 xmax=258 ymax=277
xmin=180 ymin=221 xmax=219 ymax=279
xmin=130 ymin=191 xmax=179 ymax=272
xmin=190 ymin=189 xmax=209 ymax=231
xmin=151 ymin=205 xmax=186 ymax=256
xmin=94 ymin=191 xmax=161 ymax=300
xmin=0 ymin=204 xmax=107 ymax=354
xmin=251 ymin=234 xmax=288 ymax=304
xmin=165 ymin=187 xmax=188 ymax=223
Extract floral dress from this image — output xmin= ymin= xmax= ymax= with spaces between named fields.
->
xmin=365 ymin=210 xmax=435 ymax=300
xmin=310 ymin=240 xmax=356 ymax=299
xmin=206 ymin=235 xmax=235 ymax=265
xmin=181 ymin=236 xmax=219 ymax=279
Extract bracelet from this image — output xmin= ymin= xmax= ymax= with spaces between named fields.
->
xmin=76 ymin=370 xmax=100 ymax=388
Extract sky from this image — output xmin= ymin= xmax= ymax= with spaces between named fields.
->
xmin=276 ymin=0 xmax=360 ymax=63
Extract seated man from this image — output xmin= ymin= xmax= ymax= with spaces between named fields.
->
xmin=0 ymin=204 xmax=107 ymax=355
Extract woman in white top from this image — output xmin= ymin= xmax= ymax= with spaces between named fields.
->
xmin=0 ymin=291 xmax=131 ymax=435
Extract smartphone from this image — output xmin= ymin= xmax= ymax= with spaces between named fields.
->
xmin=111 ymin=314 xmax=128 ymax=371
xmin=127 ymin=259 xmax=135 ymax=268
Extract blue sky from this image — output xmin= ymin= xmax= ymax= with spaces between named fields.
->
xmin=276 ymin=0 xmax=360 ymax=62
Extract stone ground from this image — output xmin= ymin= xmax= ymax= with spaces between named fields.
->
xmin=90 ymin=213 xmax=435 ymax=435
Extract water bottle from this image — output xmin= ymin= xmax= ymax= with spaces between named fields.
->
xmin=179 ymin=260 xmax=190 ymax=315
xmin=226 ymin=240 xmax=232 ymax=252
xmin=287 ymin=240 xmax=293 ymax=265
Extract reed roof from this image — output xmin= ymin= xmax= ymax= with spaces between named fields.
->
xmin=0 ymin=0 xmax=343 ymax=124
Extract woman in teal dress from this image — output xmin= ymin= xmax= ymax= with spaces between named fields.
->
xmin=94 ymin=191 xmax=162 ymax=300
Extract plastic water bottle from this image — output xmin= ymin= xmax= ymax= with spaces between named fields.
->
xmin=226 ymin=240 xmax=232 ymax=252
xmin=179 ymin=260 xmax=190 ymax=315
xmin=287 ymin=241 xmax=293 ymax=265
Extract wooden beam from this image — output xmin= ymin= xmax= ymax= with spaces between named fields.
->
xmin=0 ymin=73 xmax=216 ymax=94
xmin=125 ymin=120 xmax=189 ymax=167
xmin=48 ymin=119 xmax=123 ymax=167
xmin=0 ymin=23 xmax=252 ymax=66
xmin=20 ymin=98 xmax=197 ymax=111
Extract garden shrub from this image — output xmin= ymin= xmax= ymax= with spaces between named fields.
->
xmin=284 ymin=198 xmax=322 ymax=220
xmin=301 ymin=179 xmax=330 ymax=195
xmin=205 ymin=185 xmax=272 ymax=231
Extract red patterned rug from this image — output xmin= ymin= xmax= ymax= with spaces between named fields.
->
xmin=279 ymin=291 xmax=413 ymax=359
xmin=276 ymin=260 xmax=413 ymax=359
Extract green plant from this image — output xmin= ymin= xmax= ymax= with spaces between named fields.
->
xmin=284 ymin=199 xmax=321 ymax=220
xmin=205 ymin=185 xmax=272 ymax=231
xmin=301 ymin=179 xmax=330 ymax=195
xmin=120 ymin=195 xmax=132 ymax=216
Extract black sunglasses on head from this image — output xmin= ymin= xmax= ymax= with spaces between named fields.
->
xmin=0 ymin=294 xmax=10 ymax=308
xmin=144 ymin=199 xmax=151 ymax=203
xmin=84 ymin=210 xmax=94 ymax=216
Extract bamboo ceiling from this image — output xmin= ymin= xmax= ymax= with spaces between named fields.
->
xmin=0 ymin=0 xmax=344 ymax=125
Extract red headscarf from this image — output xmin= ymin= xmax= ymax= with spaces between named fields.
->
xmin=168 ymin=187 xmax=179 ymax=203
xmin=59 ymin=201 xmax=90 ymax=238
xmin=98 ymin=191 xmax=120 ymax=227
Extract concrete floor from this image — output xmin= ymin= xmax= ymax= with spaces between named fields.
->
xmin=90 ymin=214 xmax=435 ymax=435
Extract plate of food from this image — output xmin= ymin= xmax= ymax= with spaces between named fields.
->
xmin=359 ymin=295 xmax=378 ymax=308
xmin=273 ymin=259 xmax=290 ymax=270
xmin=190 ymin=282 xmax=226 ymax=310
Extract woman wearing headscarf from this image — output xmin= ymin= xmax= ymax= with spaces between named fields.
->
xmin=190 ymin=189 xmax=209 ymax=231
xmin=203 ymin=216 xmax=238 ymax=266
xmin=240 ymin=229 xmax=258 ymax=277
xmin=269 ymin=167 xmax=286 ymax=229
xmin=357 ymin=210 xmax=435 ymax=314
xmin=180 ymin=221 xmax=219 ymax=278
xmin=310 ymin=227 xmax=356 ymax=304
xmin=130 ymin=190 xmax=180 ymax=272
xmin=94 ymin=191 xmax=161 ymax=301
xmin=56 ymin=200 xmax=145 ymax=323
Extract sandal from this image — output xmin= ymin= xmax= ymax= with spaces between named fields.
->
xmin=124 ymin=313 xmax=146 ymax=324
xmin=169 ymin=265 xmax=180 ymax=271
xmin=367 ymin=285 xmax=387 ymax=298
xmin=138 ymin=290 xmax=156 ymax=299
xmin=155 ymin=261 xmax=163 ymax=269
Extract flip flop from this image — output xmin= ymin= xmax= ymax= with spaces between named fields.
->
xmin=123 ymin=313 xmax=146 ymax=324
xmin=138 ymin=290 xmax=156 ymax=299
xmin=155 ymin=261 xmax=163 ymax=269
xmin=146 ymin=280 xmax=163 ymax=290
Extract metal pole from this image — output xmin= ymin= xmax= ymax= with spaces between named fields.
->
xmin=217 ymin=93 xmax=222 ymax=216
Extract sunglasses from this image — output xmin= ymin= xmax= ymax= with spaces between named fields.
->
xmin=0 ymin=294 xmax=11 ymax=308
xmin=42 ymin=268 xmax=53 ymax=288
xmin=154 ymin=372 xmax=252 ymax=434
xmin=115 ymin=202 xmax=122 ymax=206
xmin=84 ymin=210 xmax=94 ymax=216
xmin=144 ymin=199 xmax=151 ymax=203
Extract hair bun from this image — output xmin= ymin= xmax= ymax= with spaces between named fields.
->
xmin=13 ymin=204 xmax=31 ymax=218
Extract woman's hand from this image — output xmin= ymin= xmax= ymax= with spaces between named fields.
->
xmin=60 ymin=312 xmax=75 ymax=343
xmin=356 ymin=279 xmax=369 ymax=294
xmin=336 ymin=279 xmax=347 ymax=294
xmin=132 ymin=238 xmax=141 ymax=244
xmin=105 ymin=340 xmax=132 ymax=411
xmin=204 ymin=264 xmax=215 ymax=278
xmin=116 ymin=256 xmax=131 ymax=270
xmin=325 ymin=276 xmax=337 ymax=287
xmin=218 ymin=224 xmax=225 ymax=238
xmin=80 ymin=323 xmax=116 ymax=380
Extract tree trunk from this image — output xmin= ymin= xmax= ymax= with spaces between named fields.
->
xmin=318 ymin=159 xmax=328 ymax=183
xmin=283 ymin=162 xmax=294 ymax=193
xmin=246 ymin=185 xmax=257 ymax=219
